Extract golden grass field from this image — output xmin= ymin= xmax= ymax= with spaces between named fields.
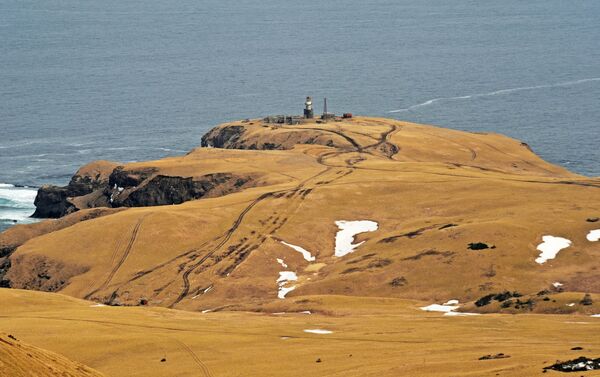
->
xmin=1 ymin=117 xmax=599 ymax=375
xmin=2 ymin=288 xmax=600 ymax=377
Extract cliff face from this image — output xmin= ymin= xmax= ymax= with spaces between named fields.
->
xmin=201 ymin=122 xmax=352 ymax=150
xmin=32 ymin=163 xmax=258 ymax=218
xmin=32 ymin=161 xmax=118 ymax=218
xmin=110 ymin=173 xmax=253 ymax=207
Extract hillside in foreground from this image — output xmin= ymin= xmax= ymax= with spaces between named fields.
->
xmin=1 ymin=116 xmax=599 ymax=375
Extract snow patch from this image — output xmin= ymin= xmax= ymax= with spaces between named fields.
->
xmin=567 ymin=303 xmax=575 ymax=307
xmin=280 ymin=241 xmax=316 ymax=262
xmin=278 ymin=286 xmax=296 ymax=299
xmin=420 ymin=300 xmax=479 ymax=317
xmin=420 ymin=303 xmax=460 ymax=313
xmin=89 ymin=303 xmax=106 ymax=307
xmin=444 ymin=312 xmax=481 ymax=317
xmin=276 ymin=258 xmax=288 ymax=268
xmin=553 ymin=282 xmax=563 ymax=288
xmin=201 ymin=309 xmax=212 ymax=314
xmin=587 ymin=230 xmax=600 ymax=242
xmin=334 ymin=220 xmax=378 ymax=257
xmin=591 ymin=314 xmax=600 ymax=318
xmin=304 ymin=329 xmax=333 ymax=334
xmin=277 ymin=271 xmax=298 ymax=299
xmin=535 ymin=236 xmax=572 ymax=264
xmin=443 ymin=299 xmax=459 ymax=305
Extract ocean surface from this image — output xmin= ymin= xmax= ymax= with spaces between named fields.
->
xmin=1 ymin=0 xmax=599 ymax=232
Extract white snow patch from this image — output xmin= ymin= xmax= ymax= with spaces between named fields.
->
xmin=280 ymin=241 xmax=316 ymax=262
xmin=420 ymin=304 xmax=460 ymax=313
xmin=443 ymin=299 xmax=459 ymax=305
xmin=276 ymin=258 xmax=288 ymax=268
xmin=567 ymin=303 xmax=575 ymax=307
xmin=444 ymin=312 xmax=481 ymax=317
xmin=535 ymin=236 xmax=572 ymax=264
xmin=553 ymin=282 xmax=563 ymax=288
xmin=587 ymin=229 xmax=600 ymax=242
xmin=203 ymin=286 xmax=212 ymax=294
xmin=280 ymin=336 xmax=291 ymax=340
xmin=299 ymin=311 xmax=312 ymax=315
xmin=278 ymin=286 xmax=296 ymax=299
xmin=334 ymin=220 xmax=378 ymax=257
xmin=90 ymin=303 xmax=106 ymax=307
xmin=591 ymin=314 xmax=600 ymax=318
xmin=277 ymin=271 xmax=298 ymax=283
xmin=201 ymin=309 xmax=212 ymax=314
xmin=421 ymin=300 xmax=480 ymax=317
xmin=303 ymin=329 xmax=333 ymax=334
xmin=273 ymin=312 xmax=286 ymax=315
xmin=277 ymin=271 xmax=298 ymax=299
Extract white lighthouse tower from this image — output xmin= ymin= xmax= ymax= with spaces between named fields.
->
xmin=304 ymin=96 xmax=314 ymax=119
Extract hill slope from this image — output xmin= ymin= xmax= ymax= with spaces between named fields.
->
xmin=2 ymin=117 xmax=599 ymax=314
xmin=0 ymin=330 xmax=104 ymax=377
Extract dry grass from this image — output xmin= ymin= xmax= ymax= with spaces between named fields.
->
xmin=1 ymin=289 xmax=600 ymax=376
xmin=2 ymin=117 xmax=600 ymax=375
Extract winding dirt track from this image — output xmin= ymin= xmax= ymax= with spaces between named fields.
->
xmin=167 ymin=122 xmax=405 ymax=305
xmin=94 ymin=120 xmax=600 ymax=308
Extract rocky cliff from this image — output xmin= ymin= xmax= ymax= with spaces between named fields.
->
xmin=32 ymin=161 xmax=258 ymax=218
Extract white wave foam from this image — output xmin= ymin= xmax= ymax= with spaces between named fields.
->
xmin=0 ymin=183 xmax=37 ymax=223
xmin=0 ymin=185 xmax=37 ymax=206
xmin=389 ymin=77 xmax=600 ymax=113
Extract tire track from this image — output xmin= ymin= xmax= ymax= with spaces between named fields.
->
xmin=170 ymin=191 xmax=279 ymax=307
xmin=173 ymin=339 xmax=212 ymax=377
xmin=84 ymin=215 xmax=146 ymax=300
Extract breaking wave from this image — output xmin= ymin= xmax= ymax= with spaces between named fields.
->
xmin=389 ymin=77 xmax=600 ymax=113
xmin=0 ymin=183 xmax=38 ymax=232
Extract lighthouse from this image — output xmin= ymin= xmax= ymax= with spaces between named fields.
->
xmin=304 ymin=96 xmax=314 ymax=119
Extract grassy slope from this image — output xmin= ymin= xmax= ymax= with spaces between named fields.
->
xmin=1 ymin=288 xmax=600 ymax=376
xmin=5 ymin=117 xmax=599 ymax=312
xmin=0 ymin=325 xmax=104 ymax=377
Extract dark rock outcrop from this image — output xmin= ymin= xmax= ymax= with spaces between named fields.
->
xmin=33 ymin=161 xmax=257 ymax=218
xmin=201 ymin=123 xmax=352 ymax=151
xmin=201 ymin=125 xmax=246 ymax=148
xmin=108 ymin=167 xmax=157 ymax=189
xmin=112 ymin=173 xmax=252 ymax=207
xmin=544 ymin=357 xmax=600 ymax=372
xmin=32 ymin=168 xmax=114 ymax=218
xmin=32 ymin=186 xmax=75 ymax=218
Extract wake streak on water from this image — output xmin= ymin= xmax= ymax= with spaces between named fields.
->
xmin=389 ymin=77 xmax=600 ymax=113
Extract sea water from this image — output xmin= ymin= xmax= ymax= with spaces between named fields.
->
xmin=0 ymin=184 xmax=37 ymax=232
xmin=1 ymin=0 xmax=599 ymax=231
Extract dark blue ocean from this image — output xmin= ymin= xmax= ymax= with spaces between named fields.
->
xmin=1 ymin=0 xmax=599 ymax=231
